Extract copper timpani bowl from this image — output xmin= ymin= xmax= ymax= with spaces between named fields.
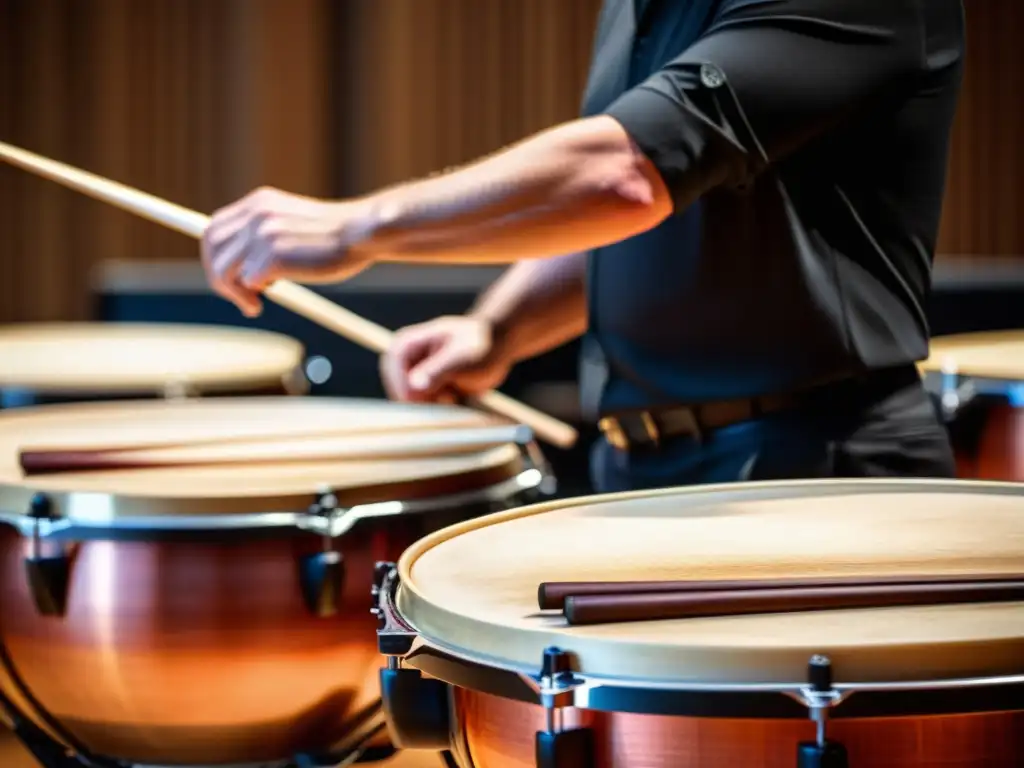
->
xmin=0 ymin=397 xmax=548 ymax=766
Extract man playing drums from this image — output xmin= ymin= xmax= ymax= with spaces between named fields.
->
xmin=201 ymin=0 xmax=966 ymax=491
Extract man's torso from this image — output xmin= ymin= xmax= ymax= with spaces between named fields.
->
xmin=579 ymin=0 xmax=966 ymax=416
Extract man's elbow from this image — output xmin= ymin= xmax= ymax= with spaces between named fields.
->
xmin=561 ymin=115 xmax=675 ymax=231
xmin=591 ymin=151 xmax=674 ymax=226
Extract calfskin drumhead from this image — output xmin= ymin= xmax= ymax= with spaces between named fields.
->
xmin=0 ymin=322 xmax=304 ymax=394
xmin=396 ymin=479 xmax=1024 ymax=685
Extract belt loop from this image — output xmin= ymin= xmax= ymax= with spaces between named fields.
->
xmin=640 ymin=412 xmax=661 ymax=447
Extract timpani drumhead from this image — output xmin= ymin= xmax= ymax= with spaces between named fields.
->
xmin=0 ymin=322 xmax=305 ymax=394
xmin=0 ymin=398 xmax=526 ymax=515
xmin=920 ymin=330 xmax=1024 ymax=379
xmin=397 ymin=480 xmax=1024 ymax=685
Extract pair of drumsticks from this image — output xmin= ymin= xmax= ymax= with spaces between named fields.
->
xmin=0 ymin=141 xmax=579 ymax=461
xmin=539 ymin=574 xmax=1024 ymax=626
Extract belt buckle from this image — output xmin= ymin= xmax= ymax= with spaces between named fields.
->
xmin=600 ymin=413 xmax=664 ymax=451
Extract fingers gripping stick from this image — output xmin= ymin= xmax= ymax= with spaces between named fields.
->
xmin=0 ymin=140 xmax=578 ymax=448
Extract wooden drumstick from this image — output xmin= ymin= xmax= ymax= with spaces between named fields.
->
xmin=0 ymin=141 xmax=579 ymax=449
xmin=18 ymin=413 xmax=493 ymax=458
xmin=538 ymin=573 xmax=1024 ymax=610
xmin=20 ymin=424 xmax=533 ymax=475
xmin=562 ymin=581 xmax=1024 ymax=626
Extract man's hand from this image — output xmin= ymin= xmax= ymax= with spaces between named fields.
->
xmin=201 ymin=186 xmax=376 ymax=317
xmin=199 ymin=116 xmax=670 ymax=317
xmin=380 ymin=315 xmax=512 ymax=403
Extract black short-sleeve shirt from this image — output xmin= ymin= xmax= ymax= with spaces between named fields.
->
xmin=578 ymin=0 xmax=966 ymax=416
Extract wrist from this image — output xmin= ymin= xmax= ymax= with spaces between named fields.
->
xmin=467 ymin=307 xmax=518 ymax=365
xmin=341 ymin=194 xmax=392 ymax=262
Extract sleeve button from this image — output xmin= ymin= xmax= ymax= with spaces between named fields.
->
xmin=700 ymin=63 xmax=726 ymax=88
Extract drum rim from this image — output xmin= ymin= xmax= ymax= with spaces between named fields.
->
xmin=0 ymin=321 xmax=306 ymax=392
xmin=0 ymin=448 xmax=538 ymax=526
xmin=0 ymin=467 xmax=542 ymax=539
xmin=398 ymin=626 xmax=1024 ymax=720
xmin=393 ymin=478 xmax=1024 ymax=693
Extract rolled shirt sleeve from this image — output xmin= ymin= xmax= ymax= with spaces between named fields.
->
xmin=603 ymin=0 xmax=927 ymax=211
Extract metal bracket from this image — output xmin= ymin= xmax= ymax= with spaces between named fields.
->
xmin=524 ymin=648 xmax=594 ymax=768
xmin=370 ymin=562 xmax=452 ymax=752
xmin=372 ymin=562 xmax=418 ymax=659
xmin=298 ymin=490 xmax=346 ymax=617
xmin=22 ymin=493 xmax=73 ymax=618
xmin=795 ymin=655 xmax=849 ymax=768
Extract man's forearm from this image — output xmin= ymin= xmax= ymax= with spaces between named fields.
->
xmin=350 ymin=116 xmax=671 ymax=265
xmin=471 ymin=252 xmax=588 ymax=363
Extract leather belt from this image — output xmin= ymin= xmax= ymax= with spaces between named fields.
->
xmin=598 ymin=365 xmax=923 ymax=452
xmin=598 ymin=392 xmax=803 ymax=452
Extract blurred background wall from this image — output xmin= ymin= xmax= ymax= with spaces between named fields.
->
xmin=0 ymin=0 xmax=601 ymax=322
xmin=0 ymin=0 xmax=1021 ymax=325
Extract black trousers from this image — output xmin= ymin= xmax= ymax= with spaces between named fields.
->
xmin=590 ymin=366 xmax=957 ymax=493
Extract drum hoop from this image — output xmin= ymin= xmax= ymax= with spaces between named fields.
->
xmin=0 ymin=468 xmax=543 ymax=539
xmin=400 ymin=631 xmax=1024 ymax=720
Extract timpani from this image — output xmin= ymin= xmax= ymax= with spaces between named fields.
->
xmin=920 ymin=330 xmax=1024 ymax=480
xmin=374 ymin=479 xmax=1024 ymax=768
xmin=0 ymin=322 xmax=308 ymax=406
xmin=0 ymin=397 xmax=548 ymax=767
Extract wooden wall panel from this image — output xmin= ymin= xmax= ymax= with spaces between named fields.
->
xmin=937 ymin=0 xmax=1024 ymax=258
xmin=336 ymin=0 xmax=601 ymax=194
xmin=0 ymin=0 xmax=332 ymax=323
